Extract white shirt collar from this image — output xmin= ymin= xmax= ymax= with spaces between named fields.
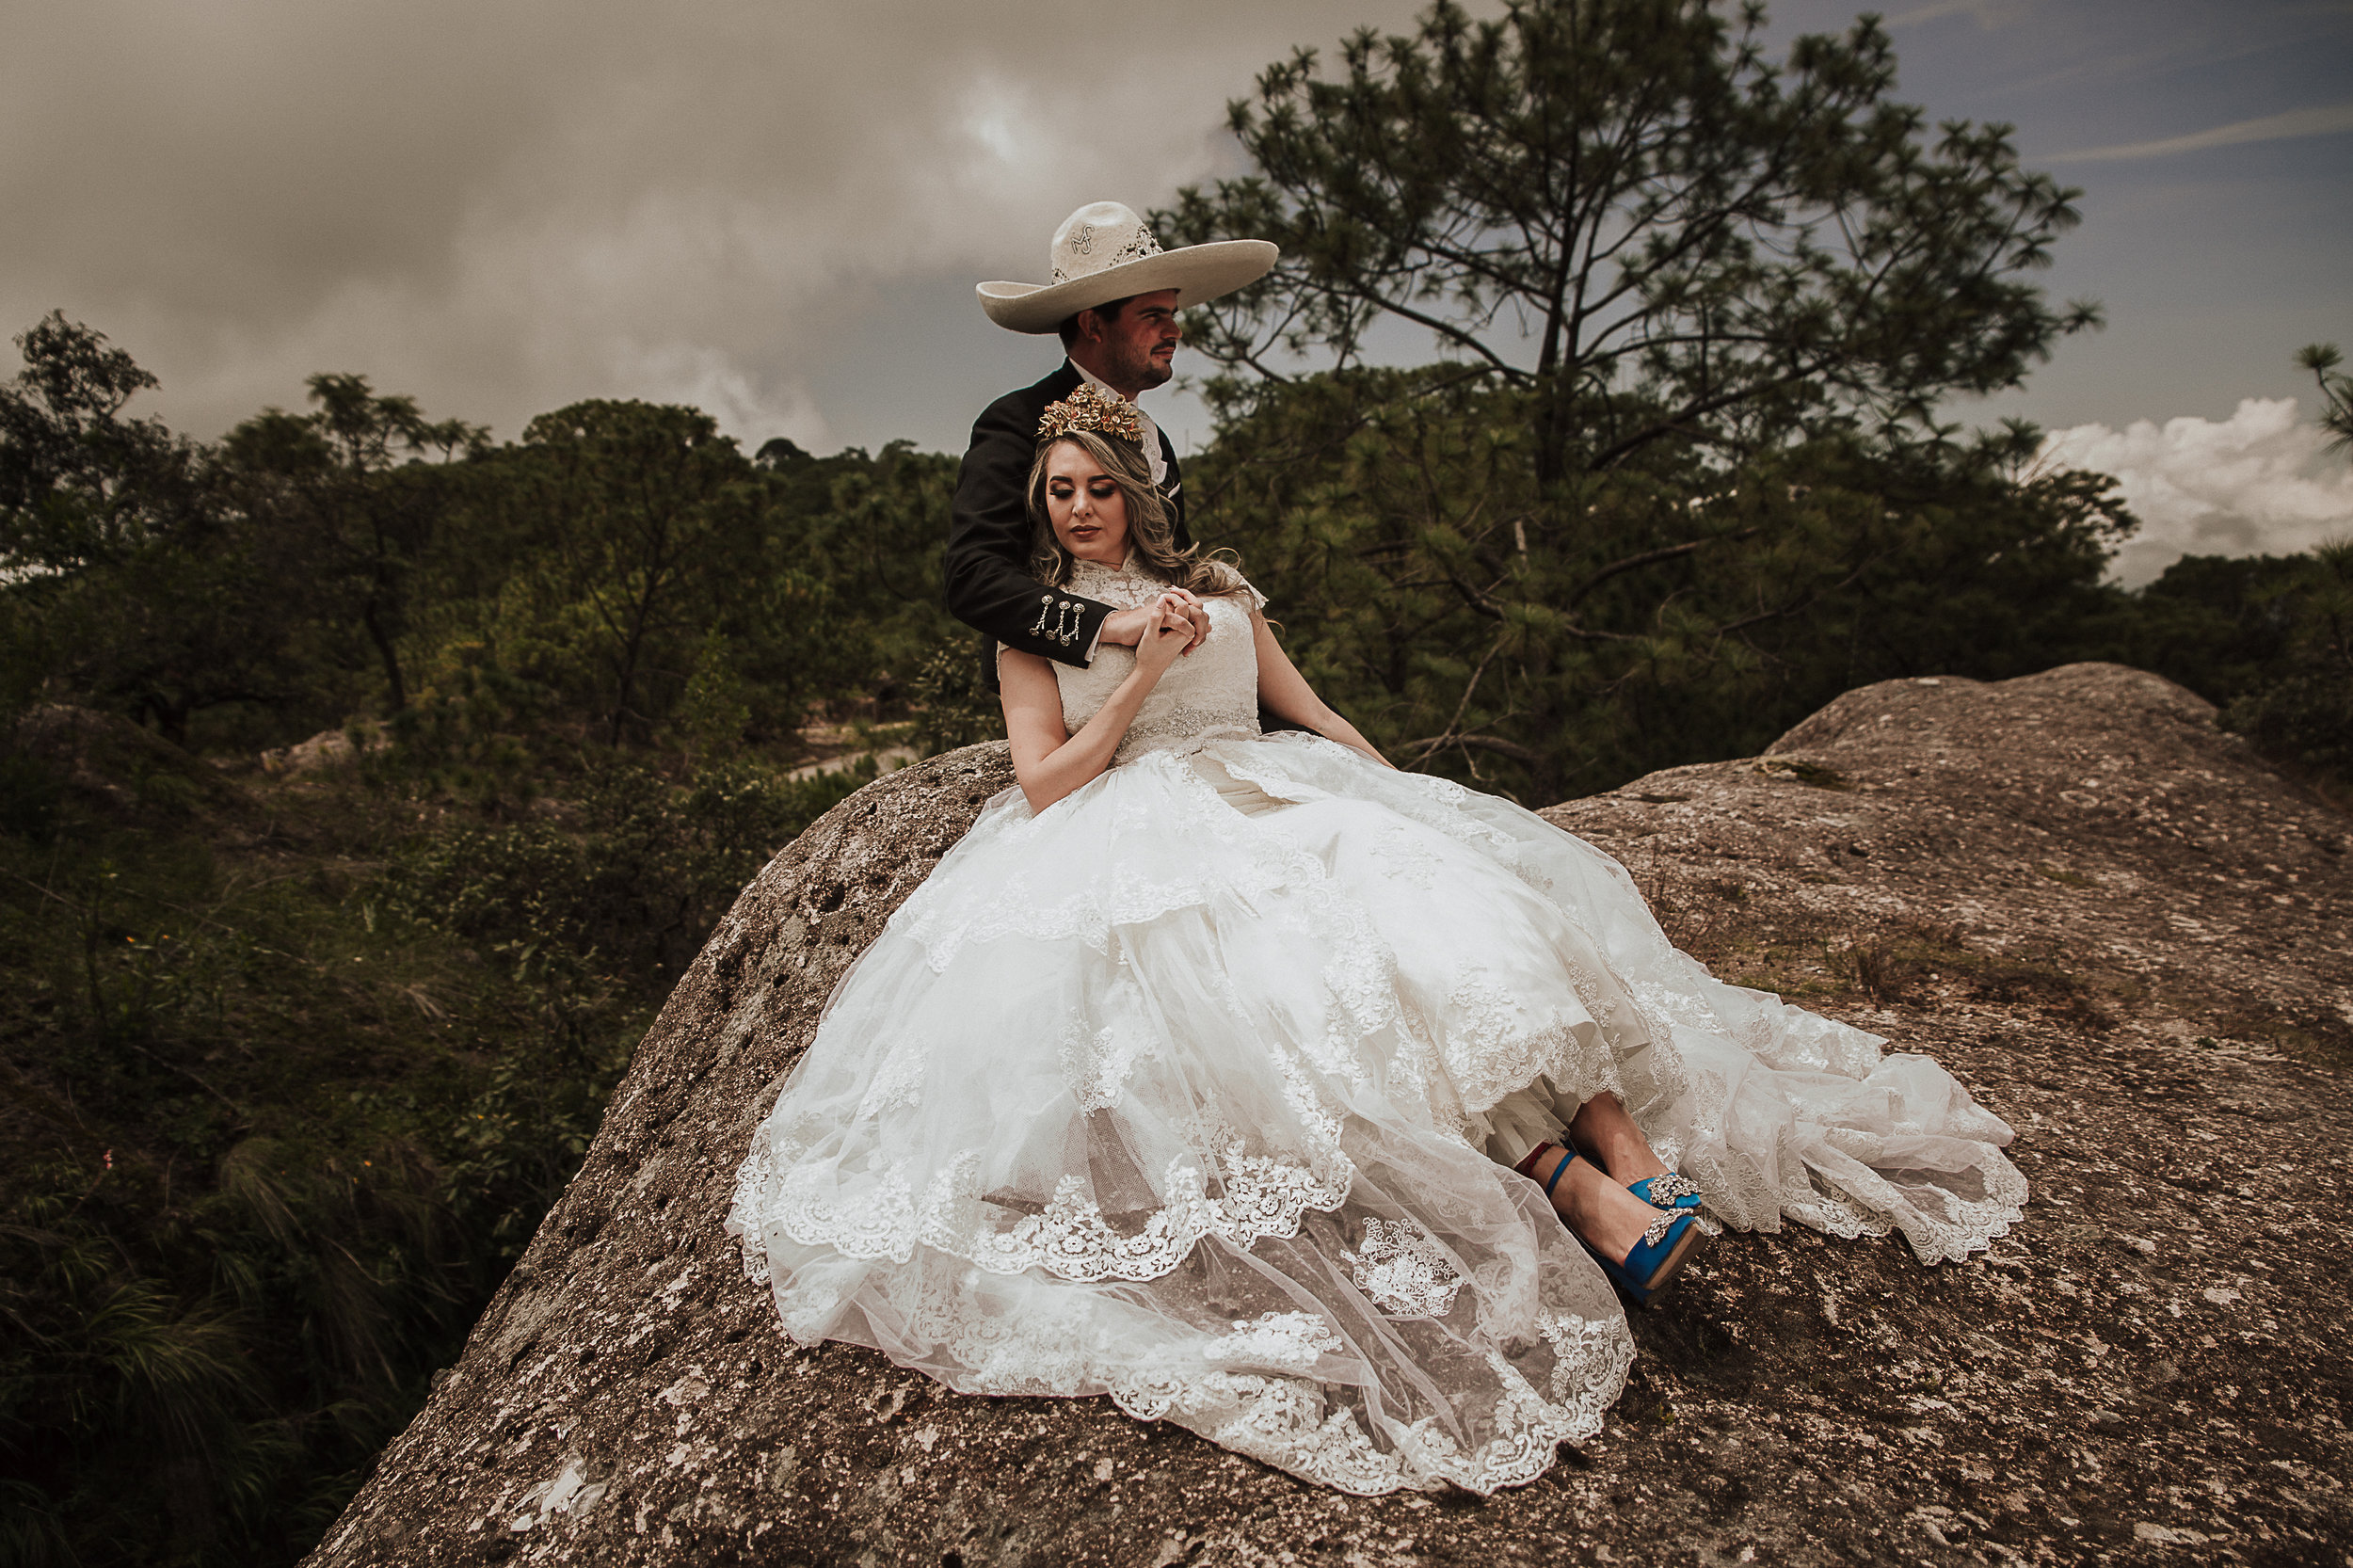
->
xmin=1069 ymin=360 xmax=1166 ymax=486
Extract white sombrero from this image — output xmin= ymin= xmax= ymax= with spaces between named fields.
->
xmin=977 ymin=200 xmax=1278 ymax=335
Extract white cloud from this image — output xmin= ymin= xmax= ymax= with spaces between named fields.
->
xmin=622 ymin=343 xmax=833 ymax=457
xmin=2040 ymin=397 xmax=2353 ymax=585
xmin=2051 ymin=100 xmax=2353 ymax=162
xmin=1883 ymin=0 xmax=2032 ymax=30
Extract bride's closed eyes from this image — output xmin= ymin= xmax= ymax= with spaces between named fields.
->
xmin=1048 ymin=477 xmax=1121 ymax=501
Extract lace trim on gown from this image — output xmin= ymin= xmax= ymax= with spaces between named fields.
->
xmin=732 ymin=1136 xmax=1353 ymax=1284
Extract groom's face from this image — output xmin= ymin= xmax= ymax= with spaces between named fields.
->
xmin=1089 ymin=290 xmax=1181 ymax=392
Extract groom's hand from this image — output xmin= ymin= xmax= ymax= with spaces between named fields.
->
xmin=1101 ymin=590 xmax=1209 ymax=655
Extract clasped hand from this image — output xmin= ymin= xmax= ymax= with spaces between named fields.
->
xmin=1101 ymin=588 xmax=1208 ymax=659
xmin=1132 ymin=593 xmax=1199 ymax=680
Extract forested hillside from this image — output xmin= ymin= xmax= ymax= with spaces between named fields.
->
xmin=3 ymin=0 xmax=2347 ymax=1560
xmin=0 ymin=316 xmax=950 ymax=1565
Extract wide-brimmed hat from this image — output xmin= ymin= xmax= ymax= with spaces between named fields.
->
xmin=977 ymin=200 xmax=1277 ymax=335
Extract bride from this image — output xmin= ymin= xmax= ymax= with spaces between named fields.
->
xmin=725 ymin=384 xmax=2026 ymax=1496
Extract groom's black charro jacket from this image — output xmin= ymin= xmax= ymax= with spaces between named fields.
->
xmin=945 ymin=361 xmax=1188 ymax=689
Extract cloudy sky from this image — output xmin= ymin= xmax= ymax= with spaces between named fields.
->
xmin=5 ymin=0 xmax=2347 ymax=579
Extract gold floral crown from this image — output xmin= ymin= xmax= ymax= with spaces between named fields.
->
xmin=1036 ymin=382 xmax=1144 ymax=446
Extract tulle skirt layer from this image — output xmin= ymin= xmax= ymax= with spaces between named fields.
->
xmin=726 ymin=733 xmax=2024 ymax=1494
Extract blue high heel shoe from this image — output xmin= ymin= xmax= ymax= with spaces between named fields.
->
xmin=1572 ymin=1139 xmax=1706 ymax=1213
xmin=1535 ymin=1147 xmax=1707 ymax=1307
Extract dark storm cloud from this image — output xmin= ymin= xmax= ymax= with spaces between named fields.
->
xmin=0 ymin=0 xmax=1426 ymax=444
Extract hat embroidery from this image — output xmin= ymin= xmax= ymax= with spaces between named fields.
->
xmin=1110 ymin=225 xmax=1160 ymax=267
xmin=1049 ymin=221 xmax=1163 ymax=286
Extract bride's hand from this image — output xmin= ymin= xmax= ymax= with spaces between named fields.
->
xmin=1133 ymin=600 xmax=1191 ymax=680
xmin=1103 ymin=592 xmax=1209 ymax=654
xmin=1157 ymin=588 xmax=1209 ymax=655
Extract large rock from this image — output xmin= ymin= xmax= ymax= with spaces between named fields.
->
xmin=308 ymin=664 xmax=2351 ymax=1567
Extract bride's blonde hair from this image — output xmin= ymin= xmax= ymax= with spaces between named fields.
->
xmin=1025 ymin=430 xmax=1250 ymax=600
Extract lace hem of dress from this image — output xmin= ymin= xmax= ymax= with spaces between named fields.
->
xmin=734 ymin=1221 xmax=1637 ymax=1496
xmin=1661 ymin=1061 xmax=2028 ymax=1265
xmin=1345 ymin=1216 xmax=1465 ymax=1317
xmin=1784 ymin=1142 xmax=2031 ymax=1266
xmin=1107 ymin=1310 xmax=1633 ymax=1496
xmin=728 ymin=1136 xmax=1354 ymax=1286
xmin=1439 ymin=976 xmax=1624 ymax=1115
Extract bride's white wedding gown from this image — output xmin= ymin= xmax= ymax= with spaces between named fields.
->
xmin=726 ymin=558 xmax=2025 ymax=1495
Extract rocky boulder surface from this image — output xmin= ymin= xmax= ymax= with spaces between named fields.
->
xmin=308 ymin=664 xmax=2350 ymax=1567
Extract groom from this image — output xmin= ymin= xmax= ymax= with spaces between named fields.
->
xmin=944 ymin=200 xmax=1275 ymax=680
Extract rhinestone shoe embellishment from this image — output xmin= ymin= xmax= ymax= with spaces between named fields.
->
xmin=1641 ymin=1173 xmax=1702 ymax=1208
